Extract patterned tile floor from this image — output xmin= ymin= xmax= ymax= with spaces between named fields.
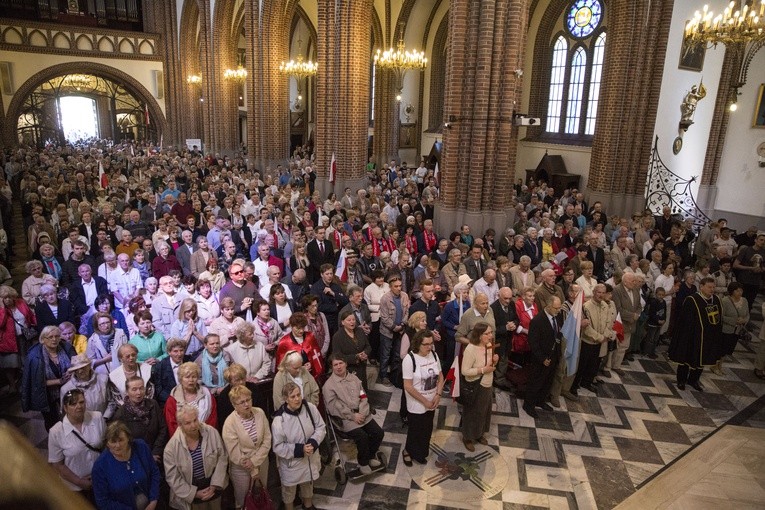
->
xmin=2 ymin=298 xmax=763 ymax=509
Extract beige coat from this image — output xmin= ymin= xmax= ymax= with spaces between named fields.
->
xmin=163 ymin=423 xmax=229 ymax=510
xmin=582 ymin=298 xmax=616 ymax=346
xmin=322 ymin=371 xmax=371 ymax=432
xmin=222 ymin=407 xmax=271 ymax=480
xmin=272 ymin=368 xmax=320 ymax=409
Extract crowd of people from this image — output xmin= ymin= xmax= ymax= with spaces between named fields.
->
xmin=2 ymin=139 xmax=765 ymax=509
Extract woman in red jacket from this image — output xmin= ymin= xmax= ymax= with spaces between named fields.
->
xmin=0 ymin=285 xmax=37 ymax=391
xmin=275 ymin=312 xmax=324 ymax=377
xmin=512 ymin=287 xmax=538 ymax=366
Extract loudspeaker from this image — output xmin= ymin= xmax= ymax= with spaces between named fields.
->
xmin=0 ymin=62 xmax=14 ymax=95
xmin=152 ymin=70 xmax=164 ymax=99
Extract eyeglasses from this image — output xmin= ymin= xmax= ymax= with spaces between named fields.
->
xmin=421 ymin=342 xmax=434 ymax=347
xmin=231 ymin=270 xmax=243 ymax=275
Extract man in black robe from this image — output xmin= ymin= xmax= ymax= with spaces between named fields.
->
xmin=668 ymin=276 xmax=722 ymax=391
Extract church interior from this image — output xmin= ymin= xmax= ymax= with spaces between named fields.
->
xmin=1 ymin=0 xmax=765 ymax=508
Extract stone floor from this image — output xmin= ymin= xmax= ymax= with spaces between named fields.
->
xmin=2 ymin=298 xmax=763 ymax=509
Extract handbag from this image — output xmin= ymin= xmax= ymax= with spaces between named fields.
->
xmin=457 ymin=349 xmax=486 ymax=406
xmin=243 ymin=479 xmax=274 ymax=510
xmin=735 ymin=325 xmax=752 ymax=344
xmin=12 ymin=316 xmax=37 ymax=342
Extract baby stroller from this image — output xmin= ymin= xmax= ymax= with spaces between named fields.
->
xmin=321 ymin=390 xmax=387 ymax=484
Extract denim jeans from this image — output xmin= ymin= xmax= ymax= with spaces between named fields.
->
xmin=379 ymin=334 xmax=400 ymax=380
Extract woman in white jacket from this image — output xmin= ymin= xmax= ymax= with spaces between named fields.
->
xmin=272 ymin=381 xmax=326 ymax=510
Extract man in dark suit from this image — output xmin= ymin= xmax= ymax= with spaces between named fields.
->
xmin=491 ymin=286 xmax=518 ymax=390
xmin=585 ymin=232 xmax=606 ymax=281
xmin=464 ymin=245 xmax=487 ymax=282
xmin=150 ymin=338 xmax=186 ymax=407
xmin=175 ymin=230 xmax=197 ymax=276
xmin=523 ymin=296 xmax=564 ymax=418
xmin=306 ymin=226 xmax=335 ymax=283
xmin=69 ymin=263 xmax=109 ymax=318
xmin=61 ymin=241 xmax=98 ymax=286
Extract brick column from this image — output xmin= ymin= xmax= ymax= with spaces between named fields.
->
xmin=437 ymin=0 xmax=530 ymax=234
xmin=587 ymin=0 xmax=674 ymax=216
xmin=372 ymin=68 xmax=400 ymax=167
xmin=314 ymin=0 xmax=373 ymax=196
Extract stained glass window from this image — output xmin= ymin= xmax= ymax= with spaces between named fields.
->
xmin=566 ymin=0 xmax=603 ymax=39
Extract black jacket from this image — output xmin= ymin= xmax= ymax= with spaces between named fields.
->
xmin=69 ymin=276 xmax=109 ymax=317
xmin=35 ymin=299 xmax=76 ymax=329
xmin=527 ymin=311 xmax=563 ymax=365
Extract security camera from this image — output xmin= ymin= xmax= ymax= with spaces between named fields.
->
xmin=444 ymin=122 xmax=452 ymax=129
xmin=514 ymin=116 xmax=540 ymax=126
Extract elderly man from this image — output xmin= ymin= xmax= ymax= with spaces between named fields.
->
xmin=441 ymin=248 xmax=468 ymax=293
xmin=534 ymin=269 xmax=565 ymax=311
xmin=464 ymin=245 xmax=487 ymax=283
xmin=69 ymin=263 xmax=108 ymax=317
xmin=164 ymin=406 xmax=229 ymax=510
xmin=473 ymin=268 xmax=500 ymax=304
xmin=608 ymin=272 xmax=643 ymax=376
xmin=509 ymin=255 xmax=536 ymax=296
xmin=175 ymin=230 xmax=197 ymax=276
xmin=109 ymin=253 xmax=143 ymax=310
xmin=491 ymin=286 xmax=517 ymax=390
xmin=456 ymin=293 xmax=496 ymax=348
xmin=571 ymin=284 xmax=615 ymax=395
xmin=260 ymin=265 xmax=292 ymax=300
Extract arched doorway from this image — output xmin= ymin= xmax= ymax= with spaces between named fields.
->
xmin=5 ymin=62 xmax=165 ymax=147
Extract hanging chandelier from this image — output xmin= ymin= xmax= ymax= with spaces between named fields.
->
xmin=374 ymin=39 xmax=428 ymax=72
xmin=63 ymin=74 xmax=93 ymax=91
xmin=684 ymin=1 xmax=765 ymax=110
xmin=279 ymin=55 xmax=318 ymax=80
xmin=223 ymin=67 xmax=247 ymax=83
xmin=186 ymin=74 xmax=202 ymax=85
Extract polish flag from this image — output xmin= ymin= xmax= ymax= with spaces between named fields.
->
xmin=329 ymin=152 xmax=336 ymax=184
xmin=434 ymin=161 xmax=440 ymax=186
xmin=613 ymin=312 xmax=625 ymax=343
xmin=445 ymin=355 xmax=460 ymax=400
xmin=98 ymin=161 xmax=108 ymax=189
xmin=335 ymin=248 xmax=347 ymax=282
xmin=144 ymin=104 xmax=150 ymax=126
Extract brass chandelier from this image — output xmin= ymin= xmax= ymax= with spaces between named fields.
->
xmin=684 ymin=1 xmax=765 ymax=110
xmin=374 ymin=37 xmax=428 ymax=101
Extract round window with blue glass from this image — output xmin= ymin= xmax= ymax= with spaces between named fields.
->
xmin=566 ymin=0 xmax=603 ymax=39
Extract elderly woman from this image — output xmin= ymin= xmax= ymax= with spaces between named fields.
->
xmin=152 ymin=241 xmax=182 ymax=279
xmin=109 ymin=343 xmax=155 ymax=407
xmin=170 ymin=298 xmax=208 ymax=361
xmin=129 ymin=310 xmax=167 ymax=365
xmin=92 ymin=420 xmax=161 ymax=510
xmin=273 ymin=350 xmax=320 ymax=410
xmin=35 ymin=283 xmax=75 ymax=328
xmin=125 ymin=296 xmax=148 ymax=337
xmin=272 ymin=381 xmax=326 ymax=510
xmin=323 ymin=355 xmax=385 ymax=476
xmin=164 ymin=361 xmax=218 ymax=437
xmin=194 ymin=279 xmax=220 ymax=327
xmin=332 ymin=309 xmax=372 ymax=390
xmin=60 ymin=353 xmax=112 ymax=419
xmin=60 ymin=320 xmax=88 ymax=354
xmin=22 ymin=325 xmax=77 ymax=430
xmin=717 ymin=282 xmax=750 ymax=375
xmin=460 ymin=322 xmax=498 ymax=452
xmin=112 ymin=376 xmax=167 ymax=462
xmin=225 ymin=322 xmax=272 ymax=382
xmin=84 ymin=294 xmax=130 ymax=338
xmin=575 ymin=261 xmax=598 ymax=300
xmin=48 ymin=387 xmax=105 ymax=496
xmin=222 ymin=385 xmax=272 ymax=507
xmin=164 ymin=406 xmax=229 ymax=510
xmin=86 ymin=312 xmax=129 ymax=375
xmin=21 ymin=259 xmax=47 ymax=305
xmin=143 ymin=277 xmax=159 ymax=306
xmin=0 ymin=285 xmax=36 ymax=387
xmin=251 ymin=299 xmax=283 ymax=355
xmin=216 ymin=363 xmax=270 ymax=429
xmin=208 ymin=297 xmax=244 ymax=349
xmin=195 ymin=333 xmax=232 ymax=396
xmin=199 ymin=258 xmax=226 ymax=294
xmin=302 ymin=294 xmax=331 ymax=357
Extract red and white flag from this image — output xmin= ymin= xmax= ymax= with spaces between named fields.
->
xmin=445 ymin=355 xmax=460 ymax=400
xmin=98 ymin=161 xmax=108 ymax=189
xmin=144 ymin=104 xmax=150 ymax=126
xmin=329 ymin=152 xmax=336 ymax=184
xmin=434 ymin=161 xmax=440 ymax=186
xmin=335 ymin=248 xmax=347 ymax=282
xmin=613 ymin=312 xmax=625 ymax=343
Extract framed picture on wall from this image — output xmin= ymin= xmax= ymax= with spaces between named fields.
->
xmin=399 ymin=122 xmax=417 ymax=148
xmin=678 ymin=30 xmax=705 ymax=72
xmin=753 ymin=84 xmax=765 ymax=128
